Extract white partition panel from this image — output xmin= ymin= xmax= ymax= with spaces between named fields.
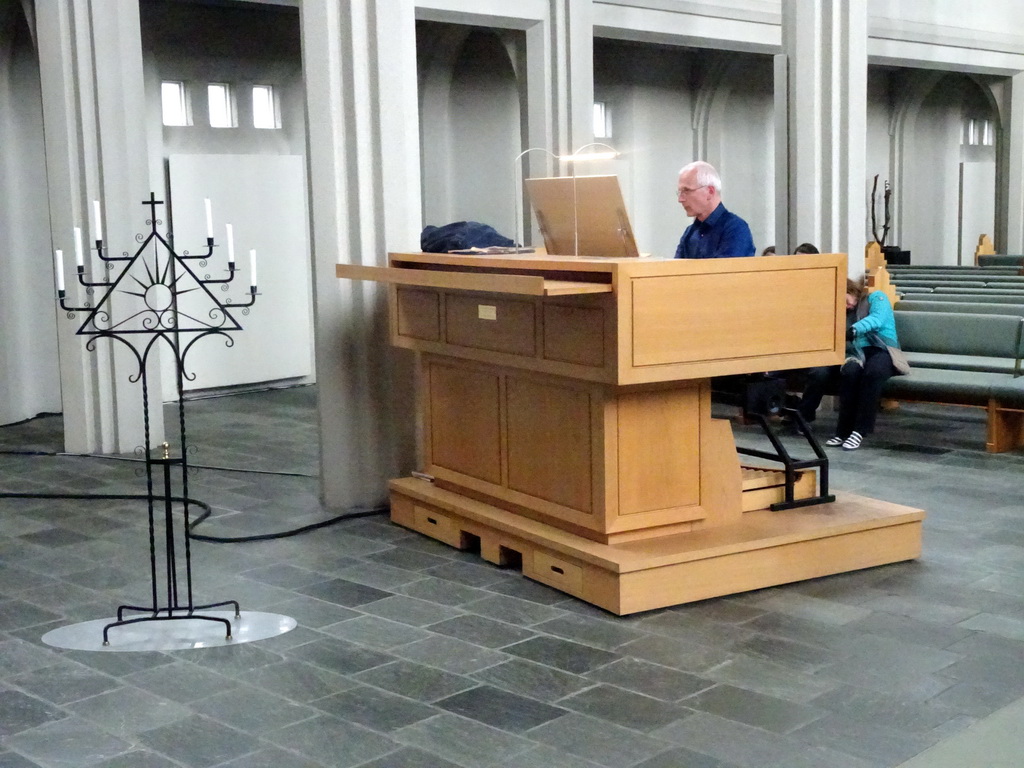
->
xmin=167 ymin=154 xmax=312 ymax=393
xmin=960 ymin=161 xmax=997 ymax=265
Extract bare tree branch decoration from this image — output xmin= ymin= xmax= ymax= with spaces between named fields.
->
xmin=870 ymin=174 xmax=892 ymax=247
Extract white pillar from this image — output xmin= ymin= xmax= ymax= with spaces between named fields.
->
xmin=1005 ymin=72 xmax=1024 ymax=254
xmin=35 ymin=0 xmax=160 ymax=454
xmin=781 ymin=0 xmax=867 ymax=274
xmin=301 ymin=0 xmax=420 ymax=509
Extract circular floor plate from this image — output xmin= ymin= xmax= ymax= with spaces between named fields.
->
xmin=41 ymin=611 xmax=296 ymax=652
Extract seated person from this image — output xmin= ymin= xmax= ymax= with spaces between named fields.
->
xmin=794 ymin=242 xmax=820 ymax=254
xmin=796 ymin=278 xmax=903 ymax=450
xmin=674 ymin=161 xmax=755 ymax=259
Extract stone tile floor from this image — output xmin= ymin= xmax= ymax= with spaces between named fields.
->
xmin=1 ymin=385 xmax=1022 ymax=767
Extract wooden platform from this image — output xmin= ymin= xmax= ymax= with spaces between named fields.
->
xmin=391 ymin=476 xmax=924 ymax=615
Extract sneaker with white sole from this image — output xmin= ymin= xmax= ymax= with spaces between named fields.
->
xmin=842 ymin=431 xmax=863 ymax=450
xmin=824 ymin=436 xmax=844 ymax=447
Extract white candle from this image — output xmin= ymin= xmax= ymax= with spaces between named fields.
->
xmin=54 ymin=249 xmax=65 ymax=292
xmin=93 ymin=200 xmax=102 ymax=241
xmin=204 ymin=198 xmax=213 ymax=239
xmin=225 ymin=224 xmax=235 ymax=264
xmin=74 ymin=227 xmax=84 ymax=267
xmin=249 ymin=249 xmax=257 ymax=287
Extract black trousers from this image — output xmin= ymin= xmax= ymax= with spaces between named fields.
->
xmin=836 ymin=347 xmax=896 ymax=437
xmin=797 ymin=365 xmax=839 ymax=422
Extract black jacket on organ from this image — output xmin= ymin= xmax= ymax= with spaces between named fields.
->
xmin=420 ymin=221 xmax=516 ymax=252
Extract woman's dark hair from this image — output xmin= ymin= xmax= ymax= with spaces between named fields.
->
xmin=794 ymin=242 xmax=819 ymax=254
xmin=846 ymin=277 xmax=867 ymax=300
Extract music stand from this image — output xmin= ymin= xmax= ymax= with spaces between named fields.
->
xmin=525 ymin=175 xmax=640 ymax=258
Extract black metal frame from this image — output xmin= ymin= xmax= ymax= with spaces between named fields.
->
xmin=735 ymin=408 xmax=836 ymax=511
xmin=58 ymin=194 xmax=256 ymax=645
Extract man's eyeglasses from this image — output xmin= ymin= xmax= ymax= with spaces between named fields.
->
xmin=677 ymin=185 xmax=707 ymax=198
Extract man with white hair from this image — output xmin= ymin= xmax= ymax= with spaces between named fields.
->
xmin=674 ymin=160 xmax=755 ymax=259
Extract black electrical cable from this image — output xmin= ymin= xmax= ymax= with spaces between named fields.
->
xmin=0 ymin=488 xmax=389 ymax=543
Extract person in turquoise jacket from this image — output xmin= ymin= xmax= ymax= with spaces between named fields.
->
xmin=824 ymin=279 xmax=903 ymax=450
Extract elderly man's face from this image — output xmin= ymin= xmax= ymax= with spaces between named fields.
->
xmin=676 ymin=169 xmax=718 ymax=220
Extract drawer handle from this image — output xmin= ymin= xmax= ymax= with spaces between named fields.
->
xmin=551 ymin=566 xmax=565 ymax=575
xmin=426 ymin=517 xmax=438 ymax=525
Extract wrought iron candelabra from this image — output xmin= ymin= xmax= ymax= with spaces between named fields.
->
xmin=57 ymin=193 xmax=257 ymax=645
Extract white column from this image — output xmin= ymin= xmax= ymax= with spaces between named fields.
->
xmin=301 ymin=0 xmax=420 ymax=509
xmin=781 ymin=0 xmax=867 ymax=274
xmin=35 ymin=0 xmax=160 ymax=454
xmin=1005 ymin=72 xmax=1024 ymax=254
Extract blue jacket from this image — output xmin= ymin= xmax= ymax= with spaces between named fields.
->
xmin=674 ymin=203 xmax=755 ymax=259
xmin=851 ymin=291 xmax=899 ymax=350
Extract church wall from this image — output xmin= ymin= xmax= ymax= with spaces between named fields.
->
xmin=0 ymin=14 xmax=61 ymax=425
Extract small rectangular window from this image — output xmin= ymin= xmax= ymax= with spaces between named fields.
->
xmin=981 ymin=119 xmax=994 ymax=146
xmin=593 ymin=102 xmax=611 ymax=139
xmin=161 ymin=81 xmax=190 ymax=127
xmin=208 ymin=83 xmax=235 ymax=128
xmin=252 ymin=85 xmax=280 ymax=130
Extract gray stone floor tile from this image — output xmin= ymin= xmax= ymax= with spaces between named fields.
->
xmin=243 ymin=658 xmax=354 ymax=702
xmin=394 ymin=634 xmax=507 ymax=674
xmin=464 ymin=594 xmax=567 ymax=626
xmin=266 ymin=714 xmax=398 ymax=767
xmin=702 ymin=653 xmax=839 ymax=703
xmin=528 ymin=712 xmax=673 ymax=767
xmin=790 ymin=711 xmax=941 ymax=765
xmin=393 ymin=713 xmax=535 ymax=767
xmin=653 ymin=711 xmax=877 ymax=768
xmin=559 ymin=684 xmax=687 ymax=732
xmin=637 ymin=611 xmax=755 ymax=649
xmin=359 ymin=595 xmax=464 ymax=627
xmin=367 ymin=548 xmax=454 ymax=572
xmin=68 ymin=686 xmax=192 ymax=738
xmin=634 ymin=746 xmax=741 ymax=768
xmin=4 ymin=717 xmax=131 ymax=768
xmin=313 ymin=685 xmax=438 ymax=731
xmin=472 ymin=658 xmax=593 ymax=702
xmin=732 ymin=632 xmax=833 ymax=672
xmin=319 ymin=614 xmax=432 ymax=649
xmin=0 ymin=750 xmax=47 ymax=768
xmin=504 ymin=635 xmax=619 ymax=674
xmin=355 ymin=746 xmax=463 ymax=768
xmin=435 ymin=684 xmax=566 ymax=732
xmin=585 ymin=657 xmax=715 ymax=701
xmin=214 ymin=745 xmax=329 ymax=767
xmin=354 ymin=660 xmax=477 ymax=702
xmin=397 ymin=577 xmax=491 ymax=607
xmin=0 ymin=689 xmax=66 ymax=737
xmin=260 ymin=595 xmax=361 ymax=627
xmin=685 ymin=683 xmax=823 ymax=733
xmin=483 ymin=576 xmax=569 ymax=606
xmin=928 ymin=680 xmax=1024 ymax=718
xmin=957 ymin=612 xmax=1024 ymax=641
xmin=616 ymin=634 xmax=734 ymax=674
xmin=0 ymin=639 xmax=70 ymax=678
xmin=192 ymin=687 xmax=318 ymax=731
xmin=424 ymin=561 xmax=509 ymax=588
xmin=283 ymin=636 xmax=393 ymax=676
xmin=91 ymin=752 xmax=183 ymax=768
xmin=336 ymin=562 xmax=427 ymax=590
xmin=125 ymin=661 xmax=240 ymax=703
xmin=428 ymin=614 xmax=535 ymax=649
xmin=138 ymin=714 xmax=260 ymax=767
xmin=488 ymin=744 xmax=607 ymax=768
xmin=534 ymin=612 xmax=647 ymax=650
xmin=9 ymin=663 xmax=119 ymax=708
xmin=0 ymin=601 xmax=63 ymax=633
xmin=295 ymin=577 xmax=393 ymax=607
